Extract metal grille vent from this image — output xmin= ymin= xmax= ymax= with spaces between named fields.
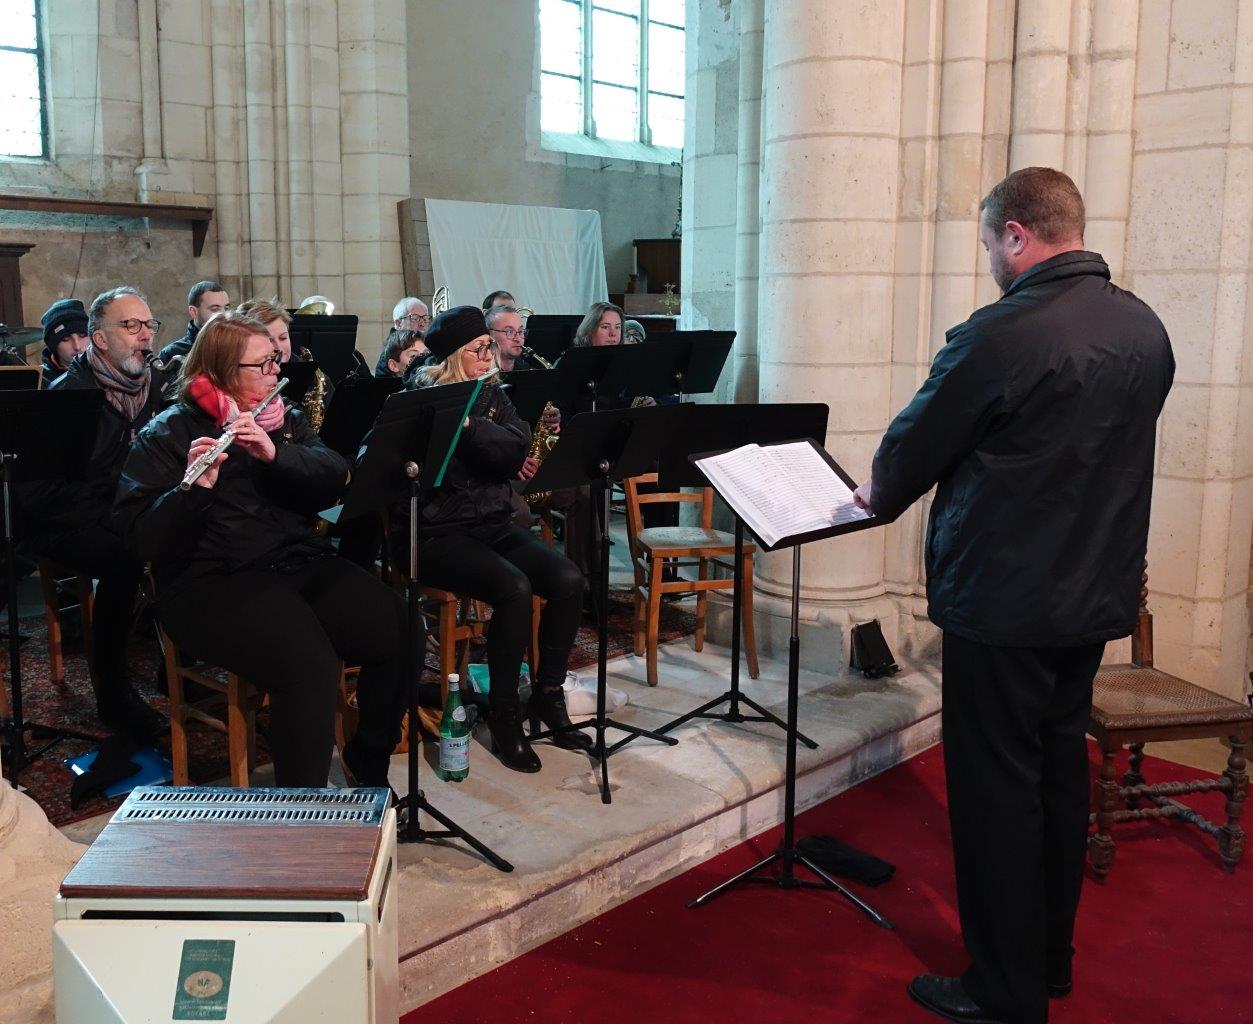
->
xmin=113 ymin=786 xmax=388 ymax=827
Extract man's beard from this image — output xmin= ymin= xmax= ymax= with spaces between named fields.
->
xmin=116 ymin=351 xmax=150 ymax=378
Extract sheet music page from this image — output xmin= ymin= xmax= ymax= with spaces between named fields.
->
xmin=767 ymin=442 xmax=871 ymax=529
xmin=696 ymin=441 xmax=870 ymax=547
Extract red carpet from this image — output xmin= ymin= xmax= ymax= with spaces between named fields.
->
xmin=409 ymin=745 xmax=1251 ymax=1024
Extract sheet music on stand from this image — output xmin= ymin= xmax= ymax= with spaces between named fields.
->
xmin=694 ymin=440 xmax=873 ymax=550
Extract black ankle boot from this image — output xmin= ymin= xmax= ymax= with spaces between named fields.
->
xmin=530 ymin=686 xmax=594 ymax=752
xmin=95 ymin=683 xmax=164 ymax=744
xmin=488 ymin=708 xmax=541 ymax=773
xmin=341 ymin=737 xmax=392 ymax=788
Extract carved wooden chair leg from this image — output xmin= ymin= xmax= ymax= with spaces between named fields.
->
xmin=742 ymin=550 xmax=760 ymax=679
xmin=225 ymin=673 xmax=250 ymax=788
xmin=645 ymin=556 xmax=664 ymax=687
xmin=693 ymin=557 xmax=708 ymax=653
xmin=1218 ymin=736 xmax=1248 ymax=873
xmin=1090 ymin=745 xmax=1120 ymax=882
xmin=1123 ymin=742 xmax=1146 ymax=809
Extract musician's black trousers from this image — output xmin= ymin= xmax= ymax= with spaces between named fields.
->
xmin=35 ymin=520 xmax=144 ymax=708
xmin=941 ymin=633 xmax=1104 ymax=1024
xmin=158 ymin=555 xmax=411 ymax=787
xmin=418 ymin=524 xmax=582 ymax=696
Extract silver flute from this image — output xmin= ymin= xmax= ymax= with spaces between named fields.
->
xmin=179 ymin=378 xmax=289 ymax=491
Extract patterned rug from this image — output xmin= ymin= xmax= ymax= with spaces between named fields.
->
xmin=4 ymin=585 xmax=695 ymax=827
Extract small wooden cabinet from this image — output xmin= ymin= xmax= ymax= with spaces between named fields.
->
xmin=0 ymin=243 xmax=35 ymax=327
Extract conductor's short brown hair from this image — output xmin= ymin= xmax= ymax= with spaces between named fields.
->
xmin=979 ymin=167 xmax=1085 ymax=244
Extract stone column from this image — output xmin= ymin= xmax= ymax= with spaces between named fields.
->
xmin=753 ymin=0 xmax=906 ymax=665
xmin=0 ymin=769 xmax=84 ymax=1024
xmin=732 ymin=0 xmax=763 ymax=404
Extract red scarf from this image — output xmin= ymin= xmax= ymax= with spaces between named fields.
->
xmin=186 ymin=373 xmax=239 ymax=429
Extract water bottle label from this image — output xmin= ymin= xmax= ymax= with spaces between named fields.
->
xmin=439 ymin=734 xmax=470 ymax=773
xmin=452 ymin=705 xmax=466 ymax=722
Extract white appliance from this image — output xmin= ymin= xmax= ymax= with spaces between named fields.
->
xmin=52 ymin=787 xmax=398 ymax=1023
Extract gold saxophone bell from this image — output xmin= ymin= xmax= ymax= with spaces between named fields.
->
xmin=431 ymin=285 xmax=450 ymax=316
xmin=524 ymin=401 xmax=560 ymax=507
xmin=299 ymin=346 xmax=329 ymax=431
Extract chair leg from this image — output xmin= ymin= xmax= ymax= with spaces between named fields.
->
xmin=225 ymin=673 xmax=250 ymax=788
xmin=1219 ymin=736 xmax=1248 ymax=873
xmin=646 ymin=557 xmax=664 ymax=687
xmin=37 ymin=568 xmax=65 ymax=686
xmin=694 ymin=558 xmax=708 ymax=653
xmin=1090 ymin=745 xmax=1120 ymax=882
xmin=1123 ymin=742 xmax=1145 ymax=809
xmin=633 ymin=574 xmax=647 ymax=657
xmin=165 ymin=645 xmax=190 ymax=787
xmin=743 ymin=553 xmax=760 ymax=679
xmin=77 ymin=578 xmax=95 ymax=675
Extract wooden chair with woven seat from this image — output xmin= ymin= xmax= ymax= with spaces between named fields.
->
xmin=1088 ymin=574 xmax=1252 ymax=881
xmin=36 ymin=558 xmax=95 ymax=686
xmin=624 ymin=472 xmax=759 ymax=688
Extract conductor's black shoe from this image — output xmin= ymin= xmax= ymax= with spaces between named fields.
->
xmin=530 ymin=687 xmax=594 ymax=753
xmin=1046 ymin=961 xmax=1072 ymax=999
xmin=907 ymin=975 xmax=1008 ymax=1024
xmin=97 ymin=688 xmax=165 ymax=745
xmin=488 ymin=711 xmax=542 ymax=773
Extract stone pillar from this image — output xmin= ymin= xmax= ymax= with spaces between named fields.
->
xmin=1008 ymin=0 xmax=1073 ymax=170
xmin=1124 ymin=0 xmax=1253 ymax=700
xmin=753 ymin=0 xmax=906 ymax=666
xmin=732 ymin=0 xmax=763 ymax=404
xmin=681 ymin=0 xmax=740 ymax=397
xmin=0 ymin=770 xmax=84 ymax=1024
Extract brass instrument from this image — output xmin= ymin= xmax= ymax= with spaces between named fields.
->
xmin=524 ymin=401 xmax=560 ymax=507
xmin=180 ymin=378 xmax=289 ymax=490
xmin=431 ymin=285 xmax=449 ymax=316
xmin=515 ymin=305 xmax=534 ymax=318
xmin=295 ymin=295 xmax=335 ymax=315
xmin=298 ymin=346 xmax=329 ymax=431
xmin=145 ymin=351 xmax=185 ymax=373
xmin=519 ymin=345 xmax=552 ymax=370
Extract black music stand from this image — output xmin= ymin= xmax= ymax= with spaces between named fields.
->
xmin=521 ymin=314 xmax=582 ymax=365
xmin=500 ymin=368 xmax=577 ymax=428
xmin=339 ymin=382 xmax=512 ymax=871
xmin=319 ymin=375 xmax=404 ymax=460
xmin=277 ymin=360 xmax=318 ymax=405
xmin=685 ymin=440 xmax=892 ymax=929
xmin=287 ymin=314 xmax=361 ymax=383
xmin=653 ymin=404 xmax=829 ymax=746
xmin=1 ymin=391 xmax=105 ymax=785
xmin=523 ymin=405 xmax=683 ymax=804
xmin=649 ymin=331 xmax=736 ymax=397
xmin=557 ymin=345 xmax=686 ymax=413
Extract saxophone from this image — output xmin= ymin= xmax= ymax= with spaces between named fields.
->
xmin=519 ymin=344 xmax=552 ymax=370
xmin=298 ymin=346 xmax=329 ymax=431
xmin=524 ymin=401 xmax=560 ymax=507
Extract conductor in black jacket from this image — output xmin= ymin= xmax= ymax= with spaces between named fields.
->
xmin=406 ymin=306 xmax=592 ymax=772
xmin=113 ymin=311 xmax=411 ymax=789
xmin=854 ymin=168 xmax=1174 ymax=1024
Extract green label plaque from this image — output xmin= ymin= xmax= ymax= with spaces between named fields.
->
xmin=172 ymin=939 xmax=235 ymax=1021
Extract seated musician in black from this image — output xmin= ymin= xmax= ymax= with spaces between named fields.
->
xmin=113 ymin=311 xmax=411 ymax=788
xmin=39 ymin=298 xmax=92 ymax=379
xmin=375 ymin=328 xmax=427 ymax=380
xmin=406 ymin=306 xmax=592 ymax=771
xmin=152 ymin=280 xmax=230 ymax=368
xmin=19 ymin=286 xmax=173 ymax=739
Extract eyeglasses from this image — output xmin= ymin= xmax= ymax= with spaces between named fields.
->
xmin=489 ymin=326 xmax=526 ymax=340
xmin=400 ymin=313 xmax=430 ymax=325
xmin=237 ymin=350 xmax=283 ymax=374
xmin=106 ymin=318 xmax=161 ymax=335
xmin=466 ymin=341 xmax=494 ymax=358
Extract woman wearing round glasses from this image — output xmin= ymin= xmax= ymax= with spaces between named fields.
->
xmin=114 ymin=311 xmax=412 ymax=790
xmin=406 ymin=305 xmax=591 ymax=772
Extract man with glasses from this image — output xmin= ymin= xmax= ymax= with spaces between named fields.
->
xmin=374 ymin=297 xmax=430 ymax=376
xmin=19 ymin=286 xmax=175 ymax=740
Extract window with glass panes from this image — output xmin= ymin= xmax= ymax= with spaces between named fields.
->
xmin=0 ymin=0 xmax=45 ymax=158
xmin=540 ymin=0 xmax=685 ymax=149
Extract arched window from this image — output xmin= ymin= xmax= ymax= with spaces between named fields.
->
xmin=0 ymin=0 xmax=46 ymax=158
xmin=540 ymin=0 xmax=685 ymax=151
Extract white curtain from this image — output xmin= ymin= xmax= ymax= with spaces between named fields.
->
xmin=424 ymin=198 xmax=608 ymax=315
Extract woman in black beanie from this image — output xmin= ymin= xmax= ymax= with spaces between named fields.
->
xmin=407 ymin=305 xmax=592 ymax=772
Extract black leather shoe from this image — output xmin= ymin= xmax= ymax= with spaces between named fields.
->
xmin=97 ymin=687 xmax=165 ymax=745
xmin=488 ymin=712 xmax=542 ymax=773
xmin=907 ymin=975 xmax=1008 ymax=1024
xmin=530 ymin=688 xmax=594 ymax=753
xmin=1046 ymin=961 xmax=1072 ymax=998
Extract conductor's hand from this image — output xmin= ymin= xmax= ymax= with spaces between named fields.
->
xmin=541 ymin=405 xmax=562 ymax=434
xmin=518 ymin=456 xmax=539 ymax=481
xmin=187 ymin=437 xmax=227 ymax=489
xmin=852 ymin=477 xmax=873 ymax=512
xmin=230 ymin=412 xmax=277 ymax=464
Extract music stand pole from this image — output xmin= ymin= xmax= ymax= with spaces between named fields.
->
xmin=687 ymin=546 xmax=892 ymax=929
xmin=654 ymin=517 xmax=817 ymax=747
xmin=394 ymin=466 xmax=512 ymax=872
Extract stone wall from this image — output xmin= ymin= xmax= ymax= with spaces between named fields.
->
xmin=690 ymin=0 xmax=1252 ymax=698
xmin=0 ymin=0 xmax=409 ymax=362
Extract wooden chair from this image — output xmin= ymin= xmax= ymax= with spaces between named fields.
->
xmin=156 ymin=624 xmax=265 ymax=788
xmin=36 ymin=558 xmax=95 ymax=686
xmin=624 ymin=472 xmax=759 ymax=687
xmin=1088 ymin=574 xmax=1252 ymax=881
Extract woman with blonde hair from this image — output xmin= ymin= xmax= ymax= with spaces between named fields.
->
xmin=113 ymin=311 xmax=412 ymax=789
xmin=571 ymin=300 xmax=625 ymax=348
xmin=407 ymin=306 xmax=591 ymax=771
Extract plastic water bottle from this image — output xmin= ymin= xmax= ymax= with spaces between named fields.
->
xmin=438 ymin=674 xmax=470 ymax=782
